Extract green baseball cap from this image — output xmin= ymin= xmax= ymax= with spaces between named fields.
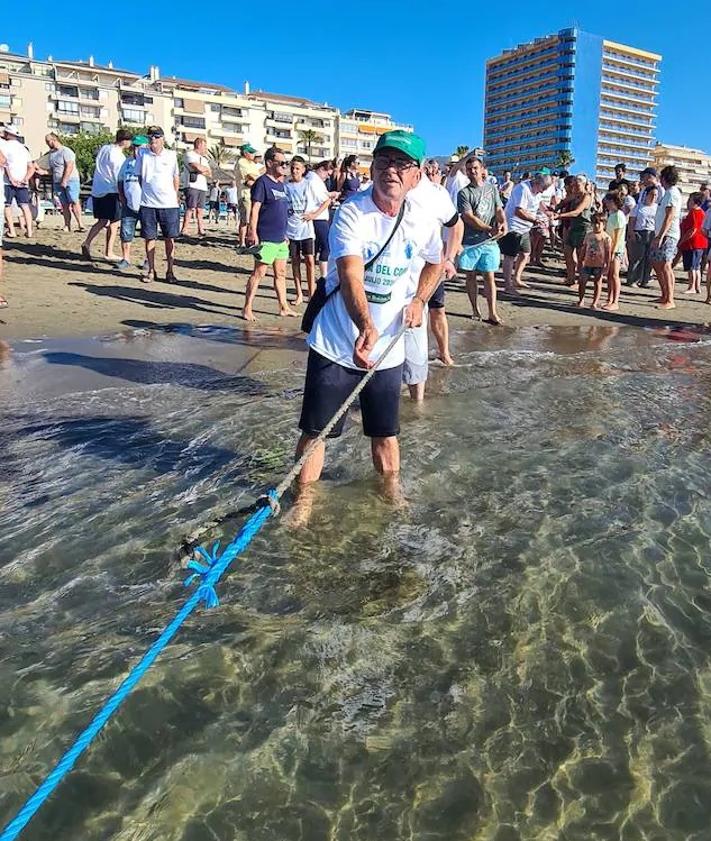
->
xmin=374 ymin=130 xmax=426 ymax=165
xmin=132 ymin=134 xmax=149 ymax=146
xmin=241 ymin=143 xmax=257 ymax=154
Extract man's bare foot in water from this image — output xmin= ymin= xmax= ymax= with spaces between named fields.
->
xmin=283 ymin=483 xmax=317 ymax=529
xmin=438 ymin=351 xmax=455 ymax=365
xmin=242 ymin=308 xmax=257 ymax=322
xmin=485 ymin=314 xmax=503 ymax=325
xmin=279 ymin=307 xmax=299 ymax=318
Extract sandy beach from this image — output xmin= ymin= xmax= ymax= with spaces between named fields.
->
xmin=2 ymin=216 xmax=710 ymax=341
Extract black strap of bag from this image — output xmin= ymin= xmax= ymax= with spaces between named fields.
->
xmin=301 ymin=201 xmax=406 ymax=333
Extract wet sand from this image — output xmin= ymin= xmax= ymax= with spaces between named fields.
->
xmin=1 ymin=217 xmax=710 ymax=341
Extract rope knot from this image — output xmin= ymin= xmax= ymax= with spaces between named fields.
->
xmin=184 ymin=541 xmax=222 ymax=608
xmin=257 ymin=489 xmax=281 ymax=516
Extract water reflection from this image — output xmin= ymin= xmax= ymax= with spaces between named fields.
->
xmin=2 ymin=326 xmax=711 ymax=840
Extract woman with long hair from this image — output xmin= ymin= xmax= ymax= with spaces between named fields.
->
xmin=555 ymin=174 xmax=594 ymax=286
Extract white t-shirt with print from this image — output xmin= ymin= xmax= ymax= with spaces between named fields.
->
xmin=305 ymin=171 xmax=330 ymax=221
xmin=505 ymin=181 xmax=540 ymax=234
xmin=184 ymin=151 xmax=209 ymax=192
xmin=226 ymin=186 xmax=239 ymax=204
xmin=91 ymin=143 xmax=126 ymax=197
xmin=136 ymin=147 xmax=179 ymax=209
xmin=655 ymin=185 xmax=682 ymax=240
xmin=445 ymin=169 xmax=469 ymax=206
xmin=308 ymin=188 xmax=441 ymax=370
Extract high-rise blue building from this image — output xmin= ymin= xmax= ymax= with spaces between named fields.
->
xmin=483 ymin=28 xmax=660 ymax=186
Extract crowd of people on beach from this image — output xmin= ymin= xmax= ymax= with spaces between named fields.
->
xmin=2 ymin=118 xmax=711 ymax=506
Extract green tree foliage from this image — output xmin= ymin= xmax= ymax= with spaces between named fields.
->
xmin=455 ymin=145 xmax=470 ymax=158
xmin=209 ymin=143 xmax=236 ymax=168
xmin=554 ymin=150 xmax=574 ymax=170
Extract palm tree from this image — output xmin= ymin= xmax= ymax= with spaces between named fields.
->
xmin=554 ymin=150 xmax=574 ymax=170
xmin=297 ymin=129 xmax=324 ymax=161
xmin=455 ymin=145 xmax=470 ymax=158
xmin=209 ymin=142 xmax=236 ymax=168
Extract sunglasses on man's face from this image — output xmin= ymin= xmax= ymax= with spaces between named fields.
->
xmin=274 ymin=160 xmax=288 ymax=167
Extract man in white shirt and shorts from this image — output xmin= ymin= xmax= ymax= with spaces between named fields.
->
xmin=499 ymin=172 xmax=549 ymax=294
xmin=295 ymin=131 xmax=443 ymax=505
xmin=181 ymin=137 xmax=211 ymax=237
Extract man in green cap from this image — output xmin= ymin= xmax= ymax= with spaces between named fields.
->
xmin=234 ymin=143 xmax=262 ymax=250
xmin=116 ymin=134 xmax=149 ymax=271
xmin=292 ymin=129 xmax=443 ymax=513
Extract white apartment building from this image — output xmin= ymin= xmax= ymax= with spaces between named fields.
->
xmin=338 ymin=109 xmax=413 ymax=172
xmin=0 ymin=43 xmax=414 ymax=172
xmin=652 ymin=142 xmax=711 ymax=201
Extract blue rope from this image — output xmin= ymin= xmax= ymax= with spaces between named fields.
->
xmin=0 ymin=493 xmax=276 ymax=841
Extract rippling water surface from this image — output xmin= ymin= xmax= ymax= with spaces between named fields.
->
xmin=2 ymin=323 xmax=711 ymax=841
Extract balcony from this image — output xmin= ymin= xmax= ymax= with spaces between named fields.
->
xmin=601 ymin=74 xmax=657 ymax=97
xmin=602 ymin=62 xmax=658 ymax=86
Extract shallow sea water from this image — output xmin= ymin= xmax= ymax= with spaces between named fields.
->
xmin=2 ymin=322 xmax=711 ymax=841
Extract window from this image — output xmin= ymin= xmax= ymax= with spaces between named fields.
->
xmin=179 ymin=116 xmax=206 ymax=129
xmin=57 ymin=122 xmax=79 ymax=135
xmin=58 ymin=85 xmax=79 ymax=98
xmin=0 ymin=94 xmax=10 ymax=109
xmin=80 ymin=122 xmax=102 ymax=134
xmin=80 ymin=106 xmax=100 ymax=118
xmin=270 ymin=110 xmax=292 ymax=124
xmin=222 ymin=106 xmax=243 ymax=118
xmin=174 ymin=97 xmax=183 ymax=108
xmin=12 ymin=116 xmax=23 ymax=126
xmin=45 ymin=82 xmax=55 ymax=92
xmin=123 ymin=107 xmax=144 ymax=123
xmin=273 ymin=129 xmax=291 ymax=139
xmin=210 ymin=104 xmax=220 ymax=112
xmin=57 ymin=100 xmax=79 ymax=114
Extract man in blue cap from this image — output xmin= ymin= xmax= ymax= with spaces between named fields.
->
xmin=293 ymin=130 xmax=443 ymax=509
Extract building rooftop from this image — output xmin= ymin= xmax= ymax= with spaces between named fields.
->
xmin=248 ymin=89 xmax=330 ymax=109
xmin=54 ymin=59 xmax=140 ymax=76
xmin=157 ymin=75 xmax=235 ymax=93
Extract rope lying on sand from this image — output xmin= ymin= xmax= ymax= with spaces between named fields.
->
xmin=0 ymin=321 xmax=409 ymax=841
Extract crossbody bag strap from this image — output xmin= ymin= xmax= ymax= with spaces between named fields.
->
xmin=327 ymin=199 xmax=407 ymax=300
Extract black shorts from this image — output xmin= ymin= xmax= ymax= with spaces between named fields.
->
xmin=429 ymin=281 xmax=446 ymax=309
xmin=186 ymin=188 xmax=206 ymax=210
xmin=499 ymin=230 xmax=531 ymax=257
xmin=299 ymin=349 xmax=402 ymax=439
xmin=93 ymin=193 xmax=121 ymax=222
xmin=313 ymin=219 xmax=330 ymax=261
xmin=581 ymin=266 xmax=603 ymax=281
xmin=682 ymin=249 xmax=704 ymax=271
xmin=290 ymin=238 xmax=315 ymax=259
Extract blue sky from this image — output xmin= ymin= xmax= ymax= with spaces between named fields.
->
xmin=1 ymin=1 xmax=704 ymax=157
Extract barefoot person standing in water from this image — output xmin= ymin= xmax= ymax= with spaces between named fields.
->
xmin=294 ymin=131 xmax=443 ymax=509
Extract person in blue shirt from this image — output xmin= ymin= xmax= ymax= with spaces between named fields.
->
xmin=242 ymin=146 xmax=297 ymax=321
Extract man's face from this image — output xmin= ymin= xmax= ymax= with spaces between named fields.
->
xmin=615 ymin=166 xmax=625 ymax=179
xmin=267 ymin=152 xmax=288 ymax=177
xmin=424 ymin=161 xmax=440 ymax=182
xmin=371 ymin=150 xmax=421 ymax=202
xmin=504 ymin=171 xmax=511 ymax=180
xmin=119 ymin=139 xmax=131 ymax=150
xmin=195 ymin=140 xmax=206 ymax=155
xmin=642 ymin=172 xmax=655 ymax=187
xmin=45 ymin=135 xmax=58 ymax=150
xmin=244 ymin=150 xmax=255 ymax=161
xmin=466 ymin=158 xmax=484 ymax=184
xmin=149 ymin=136 xmax=164 ymax=153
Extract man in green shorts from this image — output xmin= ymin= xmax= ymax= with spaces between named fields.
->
xmin=242 ymin=147 xmax=298 ymax=321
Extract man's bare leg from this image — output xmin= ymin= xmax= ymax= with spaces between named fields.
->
xmin=291 ymin=251 xmax=304 ymax=305
xmin=483 ymin=271 xmax=502 ymax=324
xmin=82 ymin=218 xmax=108 ymax=256
xmin=304 ymin=255 xmax=316 ymax=297
xmin=180 ymin=207 xmax=193 ymax=236
xmin=143 ymin=239 xmax=157 ymax=281
xmin=514 ymin=252 xmax=530 ymax=288
xmin=371 ymin=436 xmax=403 ymax=504
xmin=71 ymin=201 xmax=84 ymax=230
xmin=408 ymin=382 xmax=426 ymax=402
xmin=105 ymin=220 xmax=120 ymax=259
xmin=243 ymin=262 xmax=269 ymax=320
xmin=61 ymin=203 xmax=72 ymax=231
xmin=296 ymin=432 xmax=325 ymax=484
xmin=20 ymin=204 xmax=33 ymax=237
xmin=165 ymin=238 xmax=176 ymax=277
xmin=4 ymin=206 xmax=16 ymax=238
xmin=502 ymin=255 xmax=515 ymax=293
xmin=273 ymin=259 xmax=298 ymax=317
xmin=465 ymin=271 xmax=482 ymax=320
xmin=429 ymin=307 xmax=454 ymax=364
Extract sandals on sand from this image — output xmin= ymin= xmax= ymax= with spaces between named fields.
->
xmin=0 ymin=296 xmax=8 ymax=309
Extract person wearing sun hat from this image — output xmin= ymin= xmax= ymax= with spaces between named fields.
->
xmin=116 ymin=134 xmax=149 ymax=271
xmin=2 ymin=122 xmax=34 ymax=239
xmin=234 ymin=142 xmax=262 ymax=249
xmin=291 ymin=129 xmax=444 ymax=504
